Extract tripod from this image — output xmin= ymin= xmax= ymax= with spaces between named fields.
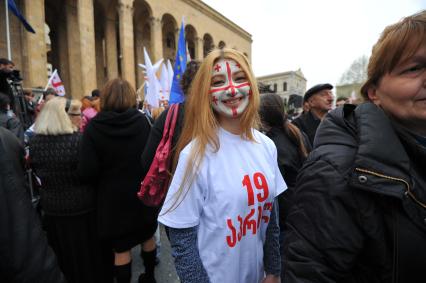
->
xmin=8 ymin=79 xmax=32 ymax=129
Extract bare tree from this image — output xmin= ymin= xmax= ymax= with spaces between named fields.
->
xmin=338 ymin=55 xmax=369 ymax=85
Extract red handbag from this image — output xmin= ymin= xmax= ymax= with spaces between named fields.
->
xmin=137 ymin=104 xmax=179 ymax=207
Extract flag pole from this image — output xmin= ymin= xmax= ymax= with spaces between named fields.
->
xmin=44 ymin=69 xmax=57 ymax=91
xmin=5 ymin=0 xmax=12 ymax=60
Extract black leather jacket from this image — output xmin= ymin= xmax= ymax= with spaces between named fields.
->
xmin=284 ymin=103 xmax=426 ymax=283
xmin=0 ymin=127 xmax=65 ymax=282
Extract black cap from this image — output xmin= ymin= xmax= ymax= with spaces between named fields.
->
xmin=304 ymin=83 xmax=333 ymax=102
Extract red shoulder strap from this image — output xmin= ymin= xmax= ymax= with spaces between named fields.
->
xmin=166 ymin=104 xmax=179 ymax=139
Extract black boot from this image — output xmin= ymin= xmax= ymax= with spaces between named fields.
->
xmin=138 ymin=249 xmax=157 ymax=283
xmin=114 ymin=261 xmax=132 ymax=283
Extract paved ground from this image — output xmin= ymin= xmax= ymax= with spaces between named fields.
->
xmin=131 ymin=225 xmax=180 ymax=283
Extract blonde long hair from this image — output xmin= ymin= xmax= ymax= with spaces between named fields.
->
xmin=167 ymin=48 xmax=260 ymax=211
xmin=35 ymin=97 xmax=81 ymax=135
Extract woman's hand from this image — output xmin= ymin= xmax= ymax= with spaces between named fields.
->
xmin=262 ymin=274 xmax=280 ymax=283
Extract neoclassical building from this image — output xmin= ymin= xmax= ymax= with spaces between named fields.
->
xmin=257 ymin=69 xmax=307 ymax=103
xmin=0 ymin=0 xmax=252 ymax=98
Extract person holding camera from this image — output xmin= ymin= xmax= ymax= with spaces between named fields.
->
xmin=0 ymin=58 xmax=16 ymax=111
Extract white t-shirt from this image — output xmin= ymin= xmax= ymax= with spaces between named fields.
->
xmin=159 ymin=127 xmax=287 ymax=283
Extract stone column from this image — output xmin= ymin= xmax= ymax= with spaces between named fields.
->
xmin=118 ymin=0 xmax=135 ymax=87
xmin=150 ymin=17 xmax=163 ymax=62
xmin=196 ymin=37 xmax=204 ymax=60
xmin=77 ymin=0 xmax=97 ymax=98
xmin=23 ymin=0 xmax=47 ymax=87
xmin=66 ymin=1 xmax=83 ymax=98
xmin=105 ymin=18 xmax=118 ymax=79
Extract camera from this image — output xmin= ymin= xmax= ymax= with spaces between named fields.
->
xmin=0 ymin=69 xmax=22 ymax=83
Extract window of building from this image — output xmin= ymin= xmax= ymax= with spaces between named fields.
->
xmin=283 ymin=82 xmax=287 ymax=92
xmin=273 ymin=83 xmax=277 ymax=92
xmin=166 ymin=32 xmax=175 ymax=48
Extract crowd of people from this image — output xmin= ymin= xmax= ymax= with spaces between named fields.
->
xmin=0 ymin=9 xmax=425 ymax=283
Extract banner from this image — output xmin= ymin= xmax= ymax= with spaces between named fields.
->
xmin=46 ymin=69 xmax=66 ymax=96
xmin=7 ymin=0 xmax=35 ymax=33
xmin=169 ymin=20 xmax=187 ymax=104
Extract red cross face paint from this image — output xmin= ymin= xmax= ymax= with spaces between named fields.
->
xmin=209 ymin=59 xmax=251 ymax=118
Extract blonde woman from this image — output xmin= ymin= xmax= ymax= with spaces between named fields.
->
xmin=158 ymin=49 xmax=286 ymax=283
xmin=30 ymin=97 xmax=99 ymax=283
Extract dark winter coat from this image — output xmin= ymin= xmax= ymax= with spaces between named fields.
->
xmin=292 ymin=110 xmax=320 ymax=146
xmin=0 ymin=110 xmax=24 ymax=143
xmin=30 ymin=132 xmax=95 ymax=216
xmin=78 ymin=108 xmax=157 ymax=239
xmin=265 ymin=126 xmax=310 ymax=226
xmin=0 ymin=127 xmax=65 ymax=283
xmin=284 ymin=103 xmax=426 ymax=283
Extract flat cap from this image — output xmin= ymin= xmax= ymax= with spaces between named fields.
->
xmin=304 ymin=83 xmax=333 ymax=102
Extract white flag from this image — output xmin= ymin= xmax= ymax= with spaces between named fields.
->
xmin=160 ymin=63 xmax=170 ymax=101
xmin=46 ymin=69 xmax=66 ymax=97
xmin=167 ymin=59 xmax=174 ymax=93
xmin=141 ymin=47 xmax=165 ymax=108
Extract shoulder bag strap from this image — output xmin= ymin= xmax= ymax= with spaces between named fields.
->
xmin=167 ymin=104 xmax=179 ymax=139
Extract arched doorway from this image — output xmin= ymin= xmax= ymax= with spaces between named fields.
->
xmin=134 ymin=0 xmax=152 ymax=88
xmin=161 ymin=13 xmax=177 ymax=62
xmin=94 ymin=0 xmax=107 ymax=88
xmin=203 ymin=33 xmax=214 ymax=57
xmin=185 ymin=24 xmax=197 ymax=60
xmin=45 ymin=0 xmax=70 ymax=93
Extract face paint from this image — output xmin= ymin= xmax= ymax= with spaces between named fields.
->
xmin=209 ymin=58 xmax=251 ymax=118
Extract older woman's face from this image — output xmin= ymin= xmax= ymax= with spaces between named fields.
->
xmin=369 ymin=46 xmax=426 ymax=134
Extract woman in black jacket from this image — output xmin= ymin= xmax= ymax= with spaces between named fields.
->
xmin=284 ymin=10 xmax=426 ymax=283
xmin=79 ymin=78 xmax=157 ymax=283
xmin=30 ymin=97 xmax=97 ymax=283
xmin=259 ymin=93 xmax=309 ymax=279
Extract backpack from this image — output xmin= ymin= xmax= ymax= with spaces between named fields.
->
xmin=137 ymin=104 xmax=179 ymax=207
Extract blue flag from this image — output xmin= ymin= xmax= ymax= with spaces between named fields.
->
xmin=169 ymin=21 xmax=187 ymax=104
xmin=8 ymin=0 xmax=35 ymax=33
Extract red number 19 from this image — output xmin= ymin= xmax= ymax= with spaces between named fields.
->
xmin=242 ymin=172 xmax=269 ymax=206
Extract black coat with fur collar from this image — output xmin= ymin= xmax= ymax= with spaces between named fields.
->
xmin=284 ymin=102 xmax=426 ymax=283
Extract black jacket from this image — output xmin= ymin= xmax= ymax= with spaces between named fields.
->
xmin=292 ymin=111 xmax=319 ymax=146
xmin=284 ymin=103 xmax=426 ymax=283
xmin=79 ymin=108 xmax=157 ymax=239
xmin=0 ymin=127 xmax=65 ymax=283
xmin=30 ymin=132 xmax=95 ymax=216
xmin=0 ymin=110 xmax=24 ymax=143
xmin=265 ymin=126 xmax=309 ymax=226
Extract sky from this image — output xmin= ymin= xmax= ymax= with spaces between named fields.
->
xmin=203 ymin=0 xmax=425 ymax=88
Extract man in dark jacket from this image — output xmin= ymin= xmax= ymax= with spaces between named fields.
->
xmin=292 ymin=83 xmax=333 ymax=146
xmin=0 ymin=127 xmax=65 ymax=282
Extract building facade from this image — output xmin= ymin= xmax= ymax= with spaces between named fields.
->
xmin=335 ymin=82 xmax=362 ymax=100
xmin=257 ymin=69 xmax=307 ymax=103
xmin=0 ymin=0 xmax=252 ymax=98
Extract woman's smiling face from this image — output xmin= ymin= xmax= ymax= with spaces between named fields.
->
xmin=209 ymin=58 xmax=251 ymax=120
xmin=369 ymin=46 xmax=426 ymax=134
